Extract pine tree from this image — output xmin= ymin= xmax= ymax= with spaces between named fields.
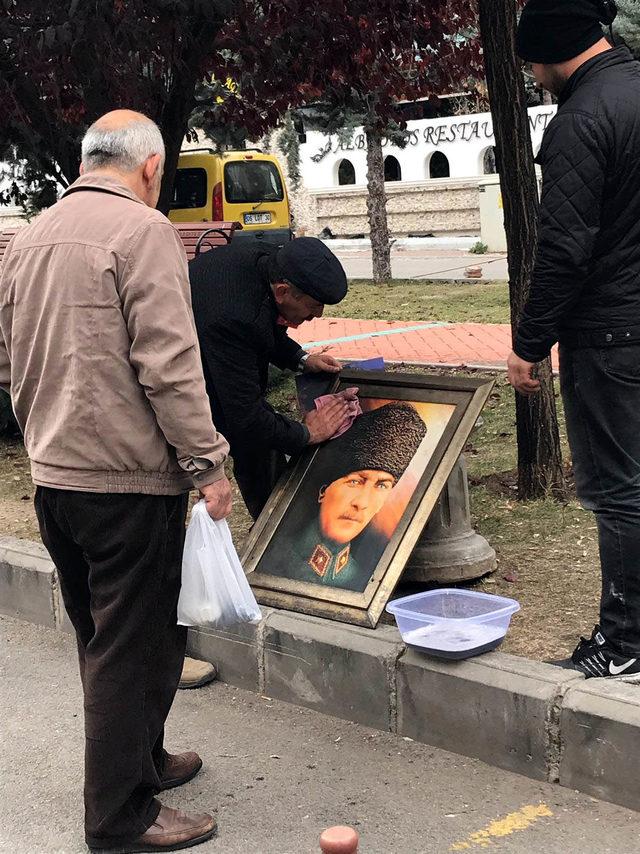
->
xmin=616 ymin=1 xmax=640 ymax=57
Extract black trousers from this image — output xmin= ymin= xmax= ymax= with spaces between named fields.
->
xmin=560 ymin=343 xmax=640 ymax=654
xmin=34 ymin=487 xmax=188 ymax=848
xmin=232 ymin=445 xmax=287 ymax=521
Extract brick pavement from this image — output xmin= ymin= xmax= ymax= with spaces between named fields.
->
xmin=296 ymin=317 xmax=560 ymax=370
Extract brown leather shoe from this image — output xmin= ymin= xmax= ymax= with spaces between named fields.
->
xmin=90 ymin=805 xmax=217 ymax=853
xmin=159 ymin=750 xmax=203 ymax=791
xmin=178 ymin=657 xmax=217 ymax=690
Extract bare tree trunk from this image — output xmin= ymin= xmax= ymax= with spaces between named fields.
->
xmin=365 ymin=127 xmax=392 ymax=283
xmin=156 ymin=14 xmax=230 ymax=215
xmin=157 ymin=72 xmax=198 ymax=216
xmin=479 ymin=0 xmax=566 ymax=500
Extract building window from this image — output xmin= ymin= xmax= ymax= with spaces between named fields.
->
xmin=428 ymin=152 xmax=450 ymax=179
xmin=337 ymin=159 xmax=356 ymax=186
xmin=384 ymin=155 xmax=402 ymax=182
xmin=482 ymin=147 xmax=497 ymax=174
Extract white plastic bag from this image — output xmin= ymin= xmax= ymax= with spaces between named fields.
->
xmin=177 ymin=499 xmax=261 ymax=628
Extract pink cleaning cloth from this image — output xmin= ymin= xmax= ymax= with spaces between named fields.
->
xmin=314 ymin=387 xmax=362 ymax=439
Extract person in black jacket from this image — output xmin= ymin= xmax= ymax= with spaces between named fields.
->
xmin=189 ymin=237 xmax=350 ymax=521
xmin=511 ymin=0 xmax=640 ymax=680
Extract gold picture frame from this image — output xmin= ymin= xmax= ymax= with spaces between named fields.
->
xmin=242 ymin=369 xmax=494 ymax=627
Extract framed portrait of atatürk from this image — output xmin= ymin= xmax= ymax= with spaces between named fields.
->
xmin=242 ymin=369 xmax=494 ymax=627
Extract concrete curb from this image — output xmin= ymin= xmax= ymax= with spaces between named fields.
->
xmin=2 ymin=535 xmax=640 ymax=812
xmin=0 ymin=536 xmax=64 ymax=630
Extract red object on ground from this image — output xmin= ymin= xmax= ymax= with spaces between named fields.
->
xmin=320 ymin=825 xmax=359 ymax=853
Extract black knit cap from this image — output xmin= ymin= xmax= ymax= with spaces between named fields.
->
xmin=321 ymin=403 xmax=427 ymax=484
xmin=274 ymin=237 xmax=347 ymax=305
xmin=516 ymin=0 xmax=615 ymax=64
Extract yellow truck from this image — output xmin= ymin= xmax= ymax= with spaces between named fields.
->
xmin=169 ymin=149 xmax=292 ymax=245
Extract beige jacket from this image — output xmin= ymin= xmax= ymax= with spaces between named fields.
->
xmin=0 ymin=174 xmax=229 ymax=494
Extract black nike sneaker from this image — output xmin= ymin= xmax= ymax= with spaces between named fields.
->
xmin=554 ymin=626 xmax=640 ymax=681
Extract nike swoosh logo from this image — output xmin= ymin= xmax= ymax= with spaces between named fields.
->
xmin=609 ymin=658 xmax=638 ymax=675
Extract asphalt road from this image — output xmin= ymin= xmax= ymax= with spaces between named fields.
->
xmin=1 ymin=615 xmax=639 ymax=854
xmin=333 ymin=249 xmax=508 ymax=282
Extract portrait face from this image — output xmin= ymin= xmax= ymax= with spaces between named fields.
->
xmin=319 ymin=469 xmax=396 ymax=545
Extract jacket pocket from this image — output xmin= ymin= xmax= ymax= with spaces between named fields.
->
xmin=601 ymin=344 xmax=640 ymax=381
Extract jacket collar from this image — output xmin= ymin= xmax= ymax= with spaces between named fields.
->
xmin=300 ymin=519 xmax=351 ymax=579
xmin=256 ymin=248 xmax=289 ymax=325
xmin=559 ymin=45 xmax=635 ymax=105
xmin=62 ymin=173 xmax=146 ymax=206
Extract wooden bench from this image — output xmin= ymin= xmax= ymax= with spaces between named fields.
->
xmin=0 ymin=229 xmax=18 ymax=265
xmin=0 ymin=220 xmax=242 ymax=266
xmin=173 ymin=221 xmax=242 ymax=261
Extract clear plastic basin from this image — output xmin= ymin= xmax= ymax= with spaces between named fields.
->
xmin=386 ymin=589 xmax=520 ymax=660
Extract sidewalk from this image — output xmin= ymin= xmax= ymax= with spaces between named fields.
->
xmin=2 ymin=615 xmax=639 ymax=854
xmin=332 ymin=247 xmax=509 ymax=282
xmin=298 ymin=317 xmax=559 ymax=371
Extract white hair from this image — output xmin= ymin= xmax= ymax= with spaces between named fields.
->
xmin=81 ymin=116 xmax=165 ymax=172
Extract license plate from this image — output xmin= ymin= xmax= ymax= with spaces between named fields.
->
xmin=244 ymin=212 xmax=272 ymax=225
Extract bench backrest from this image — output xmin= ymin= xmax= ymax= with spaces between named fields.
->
xmin=174 ymin=221 xmax=241 ymax=261
xmin=0 ymin=229 xmax=18 ymax=265
xmin=0 ymin=220 xmax=241 ymax=266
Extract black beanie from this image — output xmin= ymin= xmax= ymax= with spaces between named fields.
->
xmin=321 ymin=403 xmax=427 ymax=484
xmin=274 ymin=237 xmax=347 ymax=305
xmin=516 ymin=0 xmax=615 ymax=64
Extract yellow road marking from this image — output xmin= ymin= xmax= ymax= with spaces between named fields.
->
xmin=450 ymin=804 xmax=554 ymax=850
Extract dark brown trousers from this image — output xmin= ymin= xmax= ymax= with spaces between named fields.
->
xmin=34 ymin=487 xmax=188 ymax=849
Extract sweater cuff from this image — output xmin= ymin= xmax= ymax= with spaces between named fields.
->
xmin=192 ymin=462 xmax=227 ymax=490
xmin=292 ymin=347 xmax=307 ymax=371
xmin=285 ymin=419 xmax=310 ymax=454
xmin=513 ymin=337 xmax=550 ymax=365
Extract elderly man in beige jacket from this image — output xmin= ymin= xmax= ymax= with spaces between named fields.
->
xmin=0 ymin=111 xmax=229 ymax=852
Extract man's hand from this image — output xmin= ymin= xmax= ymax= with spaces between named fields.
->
xmin=304 ymin=397 xmax=350 ymax=444
xmin=200 ymin=477 xmax=233 ymax=520
xmin=304 ymin=352 xmax=341 ymax=374
xmin=507 ymin=350 xmax=541 ymax=395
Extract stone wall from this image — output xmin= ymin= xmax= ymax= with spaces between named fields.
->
xmin=308 ymin=178 xmax=481 ymax=239
xmin=0 ymin=208 xmax=26 ymax=229
xmin=0 ymin=169 xmax=484 ymax=241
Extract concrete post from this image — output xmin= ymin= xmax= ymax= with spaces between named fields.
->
xmin=404 ymin=455 xmax=496 ymax=583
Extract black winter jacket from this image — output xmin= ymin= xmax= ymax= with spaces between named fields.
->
xmin=515 ymin=47 xmax=640 ymax=362
xmin=189 ymin=243 xmax=309 ymax=457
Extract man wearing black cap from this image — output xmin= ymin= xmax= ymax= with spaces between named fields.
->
xmin=509 ymin=0 xmax=640 ymax=680
xmin=189 ymin=237 xmax=350 ymax=521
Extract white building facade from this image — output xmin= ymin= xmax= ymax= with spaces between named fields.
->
xmin=299 ymin=105 xmax=557 ymax=189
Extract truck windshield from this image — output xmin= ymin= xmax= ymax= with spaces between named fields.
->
xmin=224 ymin=161 xmax=284 ymax=204
xmin=171 ymin=168 xmax=207 ymax=209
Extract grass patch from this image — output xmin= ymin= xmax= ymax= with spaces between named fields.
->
xmin=325 ymin=279 xmax=511 ymax=324
xmin=466 ymin=372 xmax=570 ymax=478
